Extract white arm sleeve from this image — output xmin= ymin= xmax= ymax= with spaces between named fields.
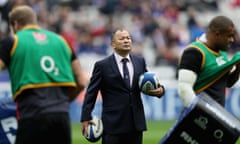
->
xmin=178 ymin=69 xmax=197 ymax=107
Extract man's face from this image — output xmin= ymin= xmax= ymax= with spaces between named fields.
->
xmin=216 ymin=26 xmax=235 ymax=51
xmin=111 ymin=30 xmax=132 ymax=56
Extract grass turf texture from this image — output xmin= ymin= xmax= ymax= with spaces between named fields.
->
xmin=72 ymin=120 xmax=240 ymax=144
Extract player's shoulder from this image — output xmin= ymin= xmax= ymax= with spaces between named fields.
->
xmin=0 ymin=36 xmax=14 ymax=45
xmin=183 ymin=47 xmax=203 ymax=56
xmin=0 ymin=36 xmax=15 ymax=53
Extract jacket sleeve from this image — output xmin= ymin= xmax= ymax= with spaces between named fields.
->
xmin=81 ymin=62 xmax=102 ymax=122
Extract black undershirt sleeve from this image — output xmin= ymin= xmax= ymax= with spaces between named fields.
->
xmin=179 ymin=48 xmax=203 ymax=75
xmin=71 ymin=51 xmax=77 ymax=61
xmin=0 ymin=36 xmax=14 ymax=67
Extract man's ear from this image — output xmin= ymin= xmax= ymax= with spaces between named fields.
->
xmin=10 ymin=21 xmax=17 ymax=33
xmin=11 ymin=20 xmax=22 ymax=33
xmin=111 ymin=41 xmax=115 ymax=48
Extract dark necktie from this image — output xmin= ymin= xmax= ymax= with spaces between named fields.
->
xmin=122 ymin=58 xmax=130 ymax=88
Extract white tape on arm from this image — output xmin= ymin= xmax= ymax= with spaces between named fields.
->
xmin=178 ymin=69 xmax=197 ymax=107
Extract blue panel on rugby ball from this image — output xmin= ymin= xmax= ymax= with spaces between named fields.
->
xmin=139 ymin=72 xmax=159 ymax=94
xmin=85 ymin=116 xmax=103 ymax=142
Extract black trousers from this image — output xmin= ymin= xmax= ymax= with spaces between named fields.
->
xmin=15 ymin=112 xmax=71 ymax=144
xmin=102 ymin=131 xmax=143 ymax=144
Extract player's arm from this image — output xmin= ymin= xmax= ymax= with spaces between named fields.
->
xmin=178 ymin=69 xmax=197 ymax=107
xmin=227 ymin=63 xmax=240 ymax=87
xmin=0 ymin=36 xmax=14 ymax=71
xmin=68 ymin=53 xmax=87 ymax=101
xmin=178 ymin=48 xmax=202 ymax=107
xmin=61 ymin=36 xmax=87 ymax=101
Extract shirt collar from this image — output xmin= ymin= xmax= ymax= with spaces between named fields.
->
xmin=114 ymin=53 xmax=131 ymax=63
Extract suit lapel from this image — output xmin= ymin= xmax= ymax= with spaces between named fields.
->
xmin=110 ymin=54 xmax=121 ymax=77
xmin=130 ymin=55 xmax=137 ymax=89
xmin=110 ymin=55 xmax=129 ymax=88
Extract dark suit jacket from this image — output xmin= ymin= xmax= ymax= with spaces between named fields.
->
xmin=81 ymin=54 xmax=148 ymax=134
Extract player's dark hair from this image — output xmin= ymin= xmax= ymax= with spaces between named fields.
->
xmin=110 ymin=28 xmax=127 ymax=42
xmin=207 ymin=16 xmax=234 ymax=34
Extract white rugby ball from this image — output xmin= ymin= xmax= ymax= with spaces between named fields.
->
xmin=84 ymin=116 xmax=103 ymax=142
xmin=139 ymin=72 xmax=159 ymax=94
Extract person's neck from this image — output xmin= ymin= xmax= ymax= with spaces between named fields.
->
xmin=117 ymin=52 xmax=129 ymax=58
xmin=205 ymin=34 xmax=219 ymax=52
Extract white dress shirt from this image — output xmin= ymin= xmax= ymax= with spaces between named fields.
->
xmin=114 ymin=53 xmax=134 ymax=87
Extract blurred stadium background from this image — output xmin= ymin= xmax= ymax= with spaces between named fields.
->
xmin=1 ymin=0 xmax=240 ymax=143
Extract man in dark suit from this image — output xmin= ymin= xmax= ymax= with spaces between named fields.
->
xmin=81 ymin=28 xmax=165 ymax=144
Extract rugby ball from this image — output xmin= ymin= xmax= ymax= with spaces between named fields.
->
xmin=139 ymin=72 xmax=159 ymax=94
xmin=84 ymin=116 xmax=103 ymax=142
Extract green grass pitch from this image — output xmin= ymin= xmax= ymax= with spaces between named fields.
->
xmin=72 ymin=120 xmax=240 ymax=144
